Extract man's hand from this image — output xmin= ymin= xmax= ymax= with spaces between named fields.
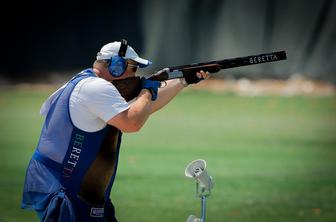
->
xmin=183 ymin=70 xmax=210 ymax=86
xmin=141 ymin=77 xmax=160 ymax=101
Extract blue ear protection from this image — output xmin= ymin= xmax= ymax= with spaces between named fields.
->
xmin=108 ymin=39 xmax=128 ymax=77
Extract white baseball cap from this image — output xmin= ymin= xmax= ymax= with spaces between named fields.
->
xmin=96 ymin=41 xmax=152 ymax=68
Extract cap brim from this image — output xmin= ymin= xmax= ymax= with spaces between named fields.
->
xmin=130 ymin=57 xmax=152 ymax=68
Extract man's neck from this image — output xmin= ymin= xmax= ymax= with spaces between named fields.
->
xmin=92 ymin=68 xmax=112 ymax=81
xmin=92 ymin=68 xmax=100 ymax=77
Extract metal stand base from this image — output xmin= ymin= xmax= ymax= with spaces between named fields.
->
xmin=186 ymin=194 xmax=207 ymax=222
xmin=186 ymin=215 xmax=201 ymax=222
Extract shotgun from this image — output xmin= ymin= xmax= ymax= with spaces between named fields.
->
xmin=112 ymin=51 xmax=287 ymax=101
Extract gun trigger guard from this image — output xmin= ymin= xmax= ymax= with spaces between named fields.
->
xmin=160 ymin=80 xmax=167 ymax=88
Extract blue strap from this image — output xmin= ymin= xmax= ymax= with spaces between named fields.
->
xmin=33 ymin=151 xmax=63 ymax=173
xmin=69 ymin=68 xmax=96 ymax=83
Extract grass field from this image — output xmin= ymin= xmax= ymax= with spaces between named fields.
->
xmin=0 ymin=87 xmax=335 ymax=222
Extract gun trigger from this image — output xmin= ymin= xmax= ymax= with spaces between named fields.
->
xmin=160 ymin=81 xmax=167 ymax=88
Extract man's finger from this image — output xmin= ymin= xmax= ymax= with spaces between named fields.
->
xmin=201 ymin=71 xmax=210 ymax=79
xmin=196 ymin=71 xmax=210 ymax=80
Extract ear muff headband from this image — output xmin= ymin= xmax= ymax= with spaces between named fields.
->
xmin=119 ymin=39 xmax=128 ymax=57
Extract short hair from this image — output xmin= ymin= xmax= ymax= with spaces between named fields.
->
xmin=93 ymin=60 xmax=109 ymax=69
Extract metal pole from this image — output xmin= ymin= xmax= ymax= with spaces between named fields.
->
xmin=200 ymin=195 xmax=207 ymax=222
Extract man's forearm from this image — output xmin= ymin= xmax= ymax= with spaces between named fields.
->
xmin=109 ymin=89 xmax=152 ymax=133
xmin=150 ymin=79 xmax=184 ymax=113
xmin=127 ymin=89 xmax=153 ymax=130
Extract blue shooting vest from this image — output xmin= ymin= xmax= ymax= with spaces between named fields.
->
xmin=21 ymin=69 xmax=122 ymax=222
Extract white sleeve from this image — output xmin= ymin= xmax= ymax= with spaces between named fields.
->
xmin=79 ymin=78 xmax=130 ymax=122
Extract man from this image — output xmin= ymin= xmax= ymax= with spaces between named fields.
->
xmin=21 ymin=39 xmax=209 ymax=222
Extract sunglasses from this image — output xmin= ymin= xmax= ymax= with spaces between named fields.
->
xmin=126 ymin=63 xmax=139 ymax=72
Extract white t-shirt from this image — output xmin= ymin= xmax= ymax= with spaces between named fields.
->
xmin=40 ymin=77 xmax=130 ymax=132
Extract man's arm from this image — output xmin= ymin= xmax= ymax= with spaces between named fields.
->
xmin=109 ymin=79 xmax=183 ymax=132
xmin=150 ymin=70 xmax=210 ymax=113
xmin=108 ymin=71 xmax=208 ymax=132
xmin=107 ymin=89 xmax=153 ymax=133
xmin=150 ymin=79 xmax=184 ymax=113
